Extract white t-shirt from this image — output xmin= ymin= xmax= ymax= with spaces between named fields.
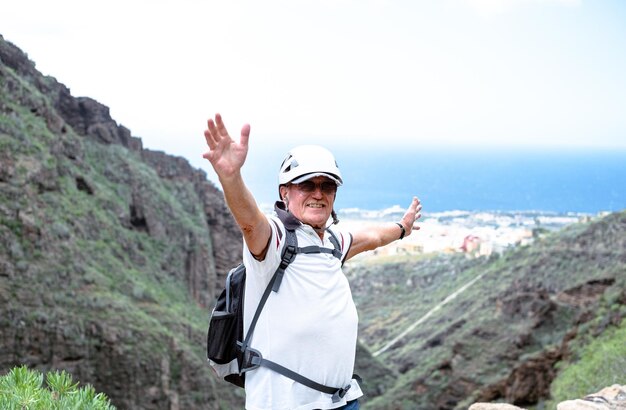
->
xmin=242 ymin=215 xmax=363 ymax=410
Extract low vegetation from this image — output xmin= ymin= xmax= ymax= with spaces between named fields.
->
xmin=547 ymin=311 xmax=626 ymax=406
xmin=0 ymin=366 xmax=114 ymax=410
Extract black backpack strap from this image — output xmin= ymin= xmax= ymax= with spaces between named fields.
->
xmin=298 ymin=245 xmax=342 ymax=259
xmin=244 ymin=351 xmax=354 ymax=403
xmin=271 ymin=228 xmax=297 ymax=292
xmin=238 ymin=267 xmax=278 ymax=354
xmin=297 ymin=227 xmax=343 ymax=259
xmin=239 ymin=227 xmax=297 ymax=354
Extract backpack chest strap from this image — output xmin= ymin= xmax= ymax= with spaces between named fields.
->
xmin=298 ymin=245 xmax=343 ymax=259
xmin=271 ymin=225 xmax=343 ymax=292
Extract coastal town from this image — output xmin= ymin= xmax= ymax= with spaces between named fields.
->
xmin=337 ymin=207 xmax=597 ymax=259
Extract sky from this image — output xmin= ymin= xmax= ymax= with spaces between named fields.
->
xmin=2 ymin=0 xmax=626 ymax=188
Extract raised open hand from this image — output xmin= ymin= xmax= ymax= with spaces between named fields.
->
xmin=401 ymin=196 xmax=422 ymax=237
xmin=203 ymin=113 xmax=251 ymax=180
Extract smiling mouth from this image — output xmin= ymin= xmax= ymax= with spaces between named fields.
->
xmin=307 ymin=203 xmax=325 ymax=208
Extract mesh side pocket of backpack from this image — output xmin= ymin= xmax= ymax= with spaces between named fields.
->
xmin=207 ymin=264 xmax=246 ymax=375
xmin=207 ymin=309 xmax=240 ymax=364
xmin=207 ymin=308 xmax=244 ymax=385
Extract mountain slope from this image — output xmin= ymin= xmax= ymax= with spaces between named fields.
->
xmin=0 ymin=34 xmax=245 ymax=409
xmin=347 ymin=211 xmax=626 ymax=409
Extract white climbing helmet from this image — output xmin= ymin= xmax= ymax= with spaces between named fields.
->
xmin=278 ymin=145 xmax=343 ymax=186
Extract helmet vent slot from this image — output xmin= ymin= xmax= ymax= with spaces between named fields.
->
xmin=283 ymin=159 xmax=298 ymax=173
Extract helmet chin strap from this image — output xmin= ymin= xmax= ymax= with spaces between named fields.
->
xmin=312 ymin=210 xmax=340 ymax=232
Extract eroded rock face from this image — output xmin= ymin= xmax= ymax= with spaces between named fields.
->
xmin=4 ymin=319 xmax=187 ymax=409
xmin=141 ymin=149 xmax=241 ymax=290
xmin=471 ymin=275 xmax=622 ymax=409
xmin=556 ymin=278 xmax=616 ymax=308
xmin=0 ymin=34 xmax=244 ymax=409
xmin=503 ymin=349 xmax=561 ymax=405
xmin=0 ymin=34 xmax=242 ymax=306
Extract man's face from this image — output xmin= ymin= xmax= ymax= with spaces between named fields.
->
xmin=281 ymin=176 xmax=337 ymax=229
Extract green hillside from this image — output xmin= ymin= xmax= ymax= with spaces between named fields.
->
xmin=0 ymin=34 xmax=245 ymax=409
xmin=347 ymin=211 xmax=626 ymax=409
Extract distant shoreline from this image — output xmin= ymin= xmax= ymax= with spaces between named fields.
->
xmin=257 ymin=204 xmax=609 ymax=260
xmin=336 ymin=208 xmax=605 ymax=260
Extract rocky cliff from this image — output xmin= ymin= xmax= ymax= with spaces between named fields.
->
xmin=0 ymin=34 xmax=243 ymax=409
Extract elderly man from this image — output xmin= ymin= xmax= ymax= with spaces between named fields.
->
xmin=203 ymin=113 xmax=421 ymax=410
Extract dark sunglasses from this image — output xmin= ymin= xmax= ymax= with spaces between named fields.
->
xmin=292 ymin=180 xmax=338 ymax=195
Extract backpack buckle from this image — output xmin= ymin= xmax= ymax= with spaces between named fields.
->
xmin=279 ymin=245 xmax=297 ymax=269
xmin=238 ymin=345 xmax=263 ymax=374
xmin=331 ymin=384 xmax=351 ymax=403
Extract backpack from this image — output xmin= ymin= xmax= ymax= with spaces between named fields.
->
xmin=206 ymin=219 xmax=357 ymax=403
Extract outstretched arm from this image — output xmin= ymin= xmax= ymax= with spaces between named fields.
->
xmin=346 ymin=197 xmax=422 ymax=260
xmin=203 ymin=113 xmax=271 ymax=259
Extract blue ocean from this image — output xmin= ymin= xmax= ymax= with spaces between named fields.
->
xmin=240 ymin=146 xmax=626 ymax=214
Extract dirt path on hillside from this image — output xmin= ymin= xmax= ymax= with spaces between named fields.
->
xmin=372 ymin=271 xmax=488 ymax=357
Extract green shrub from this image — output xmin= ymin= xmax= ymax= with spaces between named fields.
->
xmin=0 ymin=366 xmax=115 ymax=409
xmin=548 ymin=318 xmax=626 ymax=406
